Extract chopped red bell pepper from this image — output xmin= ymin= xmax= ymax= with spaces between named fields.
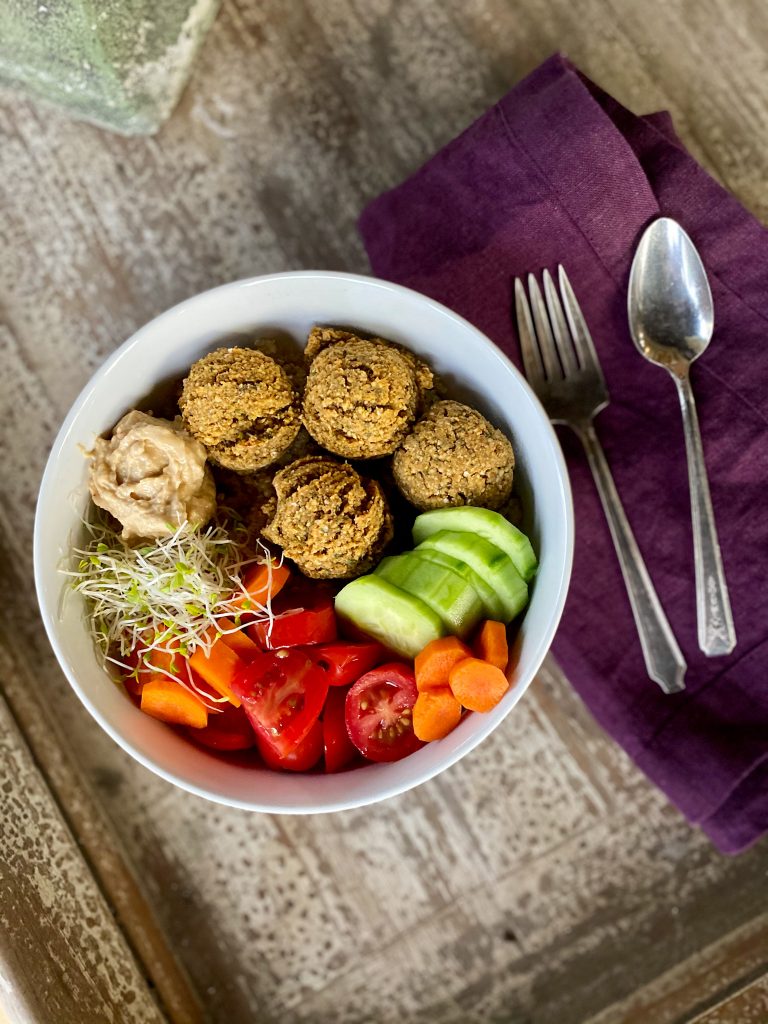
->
xmin=311 ymin=641 xmax=385 ymax=687
xmin=248 ymin=598 xmax=337 ymax=650
xmin=189 ymin=703 xmax=257 ymax=751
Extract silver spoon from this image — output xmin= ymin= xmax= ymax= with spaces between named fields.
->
xmin=628 ymin=217 xmax=736 ymax=656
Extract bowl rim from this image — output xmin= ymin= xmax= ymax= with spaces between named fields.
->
xmin=34 ymin=269 xmax=574 ymax=812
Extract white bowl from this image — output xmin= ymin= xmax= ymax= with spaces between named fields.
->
xmin=34 ymin=271 xmax=573 ymax=813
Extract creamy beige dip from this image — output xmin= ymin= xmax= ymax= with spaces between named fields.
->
xmin=89 ymin=410 xmax=216 ymax=542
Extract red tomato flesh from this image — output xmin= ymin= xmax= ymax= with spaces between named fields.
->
xmin=345 ymin=662 xmax=424 ymax=763
xmin=311 ymin=641 xmax=384 ymax=687
xmin=249 ymin=599 xmax=337 ymax=650
xmin=257 ymin=717 xmax=324 ymax=772
xmin=189 ymin=703 xmax=256 ymax=751
xmin=323 ymin=687 xmax=358 ymax=772
xmin=231 ymin=649 xmax=329 ymax=757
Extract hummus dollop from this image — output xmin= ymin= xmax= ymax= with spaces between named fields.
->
xmin=89 ymin=410 xmax=216 ymax=542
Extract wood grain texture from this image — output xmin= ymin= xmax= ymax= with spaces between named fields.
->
xmin=0 ymin=606 xmax=205 ymax=1024
xmin=0 ymin=690 xmax=166 ymax=1024
xmin=589 ymin=914 xmax=768 ymax=1024
xmin=690 ymin=976 xmax=768 ymax=1024
xmin=1 ymin=0 xmax=768 ymax=1021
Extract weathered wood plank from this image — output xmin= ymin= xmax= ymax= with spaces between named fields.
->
xmin=0 ymin=690 xmax=167 ymax=1024
xmin=1 ymin=0 xmax=768 ymax=1022
xmin=690 ymin=976 xmax=768 ymax=1024
xmin=0 ymin=532 xmax=205 ymax=1022
xmin=587 ymin=915 xmax=768 ymax=1024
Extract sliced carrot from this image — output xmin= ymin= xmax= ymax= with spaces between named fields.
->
xmin=413 ymin=687 xmax=463 ymax=741
xmin=136 ymin=643 xmax=184 ymax=687
xmin=474 ymin=620 xmax=509 ymax=672
xmin=189 ymin=634 xmax=243 ymax=707
xmin=143 ymin=646 xmax=181 ymax=676
xmin=448 ymin=657 xmax=509 ymax=713
xmin=216 ymin=617 xmax=260 ymax=659
xmin=414 ymin=636 xmax=472 ymax=692
xmin=141 ymin=677 xmax=209 ymax=729
xmin=229 ymin=561 xmax=290 ymax=612
xmin=189 ymin=670 xmax=229 ymax=707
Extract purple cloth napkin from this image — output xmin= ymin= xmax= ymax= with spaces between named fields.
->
xmin=360 ymin=54 xmax=768 ymax=854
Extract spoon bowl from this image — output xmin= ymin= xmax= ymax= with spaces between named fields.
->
xmin=628 ymin=217 xmax=714 ymax=372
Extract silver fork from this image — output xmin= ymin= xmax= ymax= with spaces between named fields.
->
xmin=515 ymin=266 xmax=686 ymax=694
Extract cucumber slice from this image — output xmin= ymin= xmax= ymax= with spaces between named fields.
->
xmin=412 ymin=507 xmax=538 ymax=581
xmin=375 ymin=552 xmax=483 ymax=638
xmin=334 ymin=575 xmax=445 ymax=659
xmin=416 ymin=530 xmax=528 ymax=622
xmin=408 ymin=547 xmax=505 ymax=621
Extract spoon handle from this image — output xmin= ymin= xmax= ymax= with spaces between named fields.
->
xmin=577 ymin=422 xmax=686 ymax=694
xmin=673 ymin=371 xmax=737 ymax=656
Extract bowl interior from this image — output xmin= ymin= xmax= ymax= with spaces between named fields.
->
xmin=34 ymin=271 xmax=573 ymax=812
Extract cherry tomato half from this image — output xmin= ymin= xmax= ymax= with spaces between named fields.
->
xmin=249 ymin=598 xmax=337 ymax=649
xmin=312 ymin=641 xmax=384 ymax=687
xmin=189 ymin=703 xmax=256 ymax=752
xmin=257 ymin=717 xmax=324 ymax=772
xmin=323 ymin=687 xmax=358 ymax=773
xmin=345 ymin=662 xmax=424 ymax=763
xmin=232 ymin=649 xmax=329 ymax=757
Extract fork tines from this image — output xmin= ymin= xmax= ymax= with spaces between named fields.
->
xmin=514 ymin=266 xmax=607 ymax=391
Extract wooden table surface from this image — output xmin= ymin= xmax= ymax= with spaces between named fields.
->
xmin=1 ymin=1 xmax=767 ymax=1022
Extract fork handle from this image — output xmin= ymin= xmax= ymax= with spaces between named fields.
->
xmin=673 ymin=370 xmax=736 ymax=656
xmin=576 ymin=422 xmax=687 ymax=693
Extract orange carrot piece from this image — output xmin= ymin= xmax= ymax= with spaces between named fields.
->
xmin=230 ymin=561 xmax=290 ymax=612
xmin=448 ymin=657 xmax=509 ymax=713
xmin=414 ymin=636 xmax=472 ymax=692
xmin=141 ymin=677 xmax=209 ymax=729
xmin=189 ymin=635 xmax=243 ymax=707
xmin=144 ymin=646 xmax=180 ymax=675
xmin=188 ymin=669 xmax=230 ymax=707
xmin=474 ymin=620 xmax=509 ymax=672
xmin=136 ymin=643 xmax=183 ymax=687
xmin=413 ymin=687 xmax=463 ymax=741
xmin=216 ymin=617 xmax=260 ymax=659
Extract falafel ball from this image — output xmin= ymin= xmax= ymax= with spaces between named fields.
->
xmin=262 ymin=456 xmax=393 ymax=579
xmin=392 ymin=400 xmax=515 ymax=511
xmin=305 ymin=326 xmax=433 ymax=405
xmin=302 ymin=338 xmax=430 ymax=459
xmin=179 ymin=347 xmax=301 ymax=472
xmin=213 ymin=429 xmax=321 ymax=553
